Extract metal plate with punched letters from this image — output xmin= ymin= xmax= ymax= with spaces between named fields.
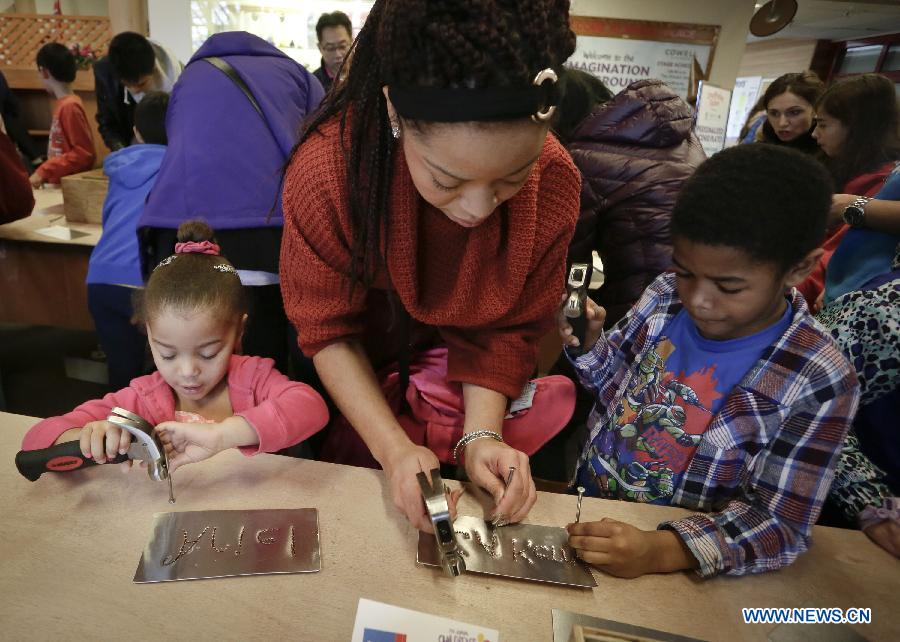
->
xmin=133 ymin=509 xmax=320 ymax=583
xmin=551 ymin=609 xmax=706 ymax=642
xmin=417 ymin=515 xmax=597 ymax=588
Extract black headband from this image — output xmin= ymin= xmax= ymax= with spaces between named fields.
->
xmin=388 ymin=69 xmax=559 ymax=123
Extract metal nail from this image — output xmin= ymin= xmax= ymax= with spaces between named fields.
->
xmin=505 ymin=466 xmax=516 ymax=488
xmin=575 ymin=486 xmax=585 ymax=523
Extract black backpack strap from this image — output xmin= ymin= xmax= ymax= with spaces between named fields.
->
xmin=203 ymin=56 xmax=264 ymax=119
xmin=199 ymin=55 xmax=284 ymax=164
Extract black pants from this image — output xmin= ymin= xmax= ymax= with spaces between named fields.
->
xmin=242 ymin=284 xmax=292 ymax=374
xmin=87 ymin=284 xmax=147 ymax=390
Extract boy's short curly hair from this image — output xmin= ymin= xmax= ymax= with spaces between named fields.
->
xmin=671 ymin=144 xmax=832 ymax=272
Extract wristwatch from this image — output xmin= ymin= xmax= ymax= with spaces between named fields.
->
xmin=842 ymin=196 xmax=871 ymax=228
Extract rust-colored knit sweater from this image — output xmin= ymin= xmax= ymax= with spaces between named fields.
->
xmin=280 ymin=117 xmax=580 ymax=398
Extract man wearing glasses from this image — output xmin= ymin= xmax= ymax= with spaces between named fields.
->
xmin=313 ymin=11 xmax=353 ymax=93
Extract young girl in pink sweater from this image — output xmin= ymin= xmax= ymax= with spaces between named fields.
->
xmin=22 ymin=220 xmax=329 ymax=472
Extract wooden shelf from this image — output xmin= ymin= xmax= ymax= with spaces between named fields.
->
xmin=2 ymin=67 xmax=95 ymax=91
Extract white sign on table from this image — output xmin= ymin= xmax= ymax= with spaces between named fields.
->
xmin=351 ymin=598 xmax=499 ymax=642
xmin=694 ymin=81 xmax=732 ymax=157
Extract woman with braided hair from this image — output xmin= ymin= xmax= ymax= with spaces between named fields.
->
xmin=280 ymin=0 xmax=581 ymax=532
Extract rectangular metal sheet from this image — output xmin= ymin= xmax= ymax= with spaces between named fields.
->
xmin=417 ymin=515 xmax=597 ymax=588
xmin=551 ymin=609 xmax=706 ymax=642
xmin=133 ymin=508 xmax=320 ymax=583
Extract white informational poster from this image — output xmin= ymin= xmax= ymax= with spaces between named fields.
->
xmin=694 ymin=81 xmax=732 ymax=157
xmin=725 ymin=76 xmax=763 ymax=143
xmin=351 ymin=598 xmax=500 ymax=642
xmin=566 ymin=35 xmax=712 ymax=100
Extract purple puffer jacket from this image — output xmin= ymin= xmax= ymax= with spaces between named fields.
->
xmin=566 ymin=79 xmax=705 ymax=327
xmin=140 ymin=31 xmax=324 ymax=230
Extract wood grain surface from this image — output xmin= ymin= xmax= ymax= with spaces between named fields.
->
xmin=1 ymin=412 xmax=896 ymax=641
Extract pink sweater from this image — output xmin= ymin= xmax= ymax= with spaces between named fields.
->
xmin=22 ymin=355 xmax=329 ymax=455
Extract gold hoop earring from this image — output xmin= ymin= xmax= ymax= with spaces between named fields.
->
xmin=531 ymin=68 xmax=558 ymax=123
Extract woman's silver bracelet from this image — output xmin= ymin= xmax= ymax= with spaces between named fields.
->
xmin=452 ymin=430 xmax=503 ymax=463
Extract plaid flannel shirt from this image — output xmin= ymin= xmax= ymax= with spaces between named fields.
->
xmin=569 ymin=273 xmax=859 ymax=578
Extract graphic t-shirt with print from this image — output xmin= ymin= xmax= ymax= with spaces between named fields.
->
xmin=577 ymin=302 xmax=793 ymax=505
xmin=36 ymin=94 xmax=95 ymax=183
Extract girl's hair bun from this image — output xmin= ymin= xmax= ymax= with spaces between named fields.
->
xmin=176 ymin=219 xmax=216 ymax=244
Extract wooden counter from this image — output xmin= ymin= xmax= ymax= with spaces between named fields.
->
xmin=0 ymin=188 xmax=100 ymax=330
xmin=0 ymin=187 xmax=101 ymax=246
xmin=0 ymin=411 xmax=896 ymax=641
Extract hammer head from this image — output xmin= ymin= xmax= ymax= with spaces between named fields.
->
xmin=107 ymin=407 xmax=170 ymax=482
xmin=417 ymin=468 xmax=466 ymax=577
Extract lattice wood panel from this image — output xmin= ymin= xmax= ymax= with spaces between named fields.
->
xmin=0 ymin=13 xmax=111 ymax=69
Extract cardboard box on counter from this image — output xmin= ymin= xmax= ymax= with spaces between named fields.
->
xmin=61 ymin=169 xmax=107 ymax=224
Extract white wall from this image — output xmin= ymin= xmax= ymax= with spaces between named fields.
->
xmin=569 ymin=0 xmax=757 ymax=91
xmin=147 ymin=0 xmax=191 ymax=65
xmin=34 ymin=0 xmax=107 ymax=14
xmin=737 ymin=38 xmax=818 ymax=79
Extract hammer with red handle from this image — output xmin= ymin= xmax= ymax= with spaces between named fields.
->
xmin=15 ymin=407 xmax=175 ymax=502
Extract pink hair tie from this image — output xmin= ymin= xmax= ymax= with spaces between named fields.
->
xmin=175 ymin=240 xmax=221 ymax=256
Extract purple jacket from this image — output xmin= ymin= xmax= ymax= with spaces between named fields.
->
xmin=566 ymin=79 xmax=705 ymax=327
xmin=140 ymin=32 xmax=324 ymax=230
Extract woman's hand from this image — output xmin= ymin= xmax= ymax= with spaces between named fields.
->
xmin=463 ymin=438 xmax=535 ymax=525
xmin=155 ymin=416 xmax=258 ymax=472
xmin=557 ymin=292 xmax=606 ymax=351
xmin=79 ymin=420 xmax=136 ymax=473
xmin=863 ymin=520 xmax=900 ymax=558
xmin=382 ymin=443 xmax=445 ymax=533
xmin=567 ymin=518 xmax=697 ymax=578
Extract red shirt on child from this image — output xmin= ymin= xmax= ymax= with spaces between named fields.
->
xmin=36 ymin=94 xmax=95 ymax=184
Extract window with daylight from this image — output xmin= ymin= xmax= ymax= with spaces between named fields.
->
xmin=190 ymin=0 xmax=374 ymax=70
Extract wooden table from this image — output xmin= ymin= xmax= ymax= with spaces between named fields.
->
xmin=0 ymin=188 xmax=101 ymax=331
xmin=1 ymin=412 xmax=896 ymax=641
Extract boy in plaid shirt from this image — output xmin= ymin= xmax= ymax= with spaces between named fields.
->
xmin=562 ymin=145 xmax=859 ymax=578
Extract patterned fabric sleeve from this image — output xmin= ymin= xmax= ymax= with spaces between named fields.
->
xmin=660 ymin=380 xmax=859 ymax=577
xmin=567 ymin=276 xmax=674 ymax=398
xmin=815 ymin=247 xmax=899 ymax=526
xmin=816 ymin=252 xmax=900 ymax=406
xmin=827 ymin=431 xmax=894 ymax=524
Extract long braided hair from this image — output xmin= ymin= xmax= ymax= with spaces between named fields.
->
xmin=293 ymin=0 xmax=576 ymax=290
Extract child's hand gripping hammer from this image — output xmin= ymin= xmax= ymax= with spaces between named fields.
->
xmin=564 ymin=262 xmax=592 ymax=351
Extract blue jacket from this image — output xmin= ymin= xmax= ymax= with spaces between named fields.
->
xmin=88 ymin=144 xmax=166 ymax=287
xmin=139 ymin=31 xmax=324 ymax=231
xmin=825 ymin=164 xmax=900 ymax=304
